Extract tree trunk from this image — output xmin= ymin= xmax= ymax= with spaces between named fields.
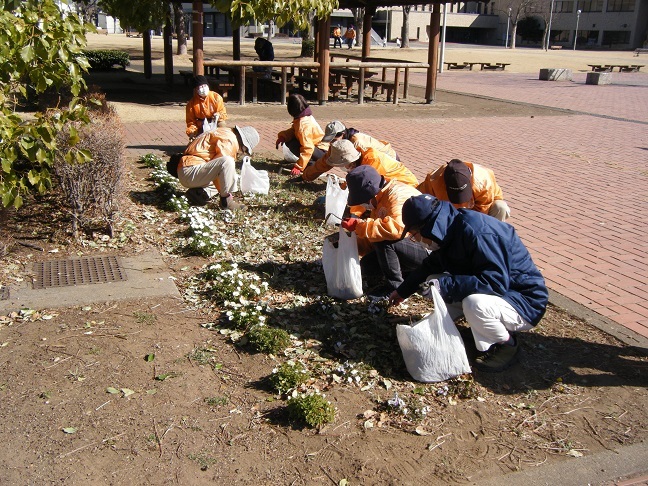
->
xmin=163 ymin=8 xmax=173 ymax=86
xmin=352 ymin=8 xmax=364 ymax=47
xmin=143 ymin=31 xmax=152 ymax=79
xmin=173 ymin=2 xmax=187 ymax=55
xmin=402 ymin=6 xmax=411 ymax=48
xmin=511 ymin=23 xmax=518 ymax=49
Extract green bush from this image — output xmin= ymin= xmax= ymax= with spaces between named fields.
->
xmin=246 ymin=326 xmax=291 ymax=354
xmin=82 ymin=49 xmax=130 ymax=70
xmin=287 ymin=393 xmax=335 ymax=428
xmin=300 ymin=39 xmax=314 ymax=57
xmin=270 ymin=362 xmax=311 ymax=394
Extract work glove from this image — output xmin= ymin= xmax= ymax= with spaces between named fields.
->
xmin=388 ymin=290 xmax=404 ymax=307
xmin=275 ymin=136 xmax=286 ymax=149
xmin=290 ymin=166 xmax=302 ymax=176
xmin=341 ymin=217 xmax=358 ymax=232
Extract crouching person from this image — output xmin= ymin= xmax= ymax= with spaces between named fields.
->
xmin=340 ymin=166 xmax=429 ymax=297
xmin=389 ymin=194 xmax=548 ymax=372
xmin=170 ymin=125 xmax=260 ymax=210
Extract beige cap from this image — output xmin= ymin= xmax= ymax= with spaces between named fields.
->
xmin=327 ymin=139 xmax=360 ymax=167
xmin=322 ymin=120 xmax=346 ymax=142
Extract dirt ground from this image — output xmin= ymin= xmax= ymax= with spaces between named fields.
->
xmin=0 ymin=34 xmax=647 ymax=485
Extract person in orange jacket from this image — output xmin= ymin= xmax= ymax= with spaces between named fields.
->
xmin=339 ymin=165 xmax=429 ymax=297
xmin=344 ymin=25 xmax=356 ymax=49
xmin=185 ymin=75 xmax=228 ymax=140
xmin=332 ymin=25 xmax=342 ymax=48
xmin=417 ymin=159 xmax=510 ymax=221
xmin=302 ymin=120 xmax=399 ymax=182
xmin=170 ymin=125 xmax=259 ymax=210
xmin=276 ymin=94 xmax=329 ymax=176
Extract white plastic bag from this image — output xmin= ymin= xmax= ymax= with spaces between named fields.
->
xmin=202 ymin=113 xmax=219 ymax=133
xmin=324 ymin=174 xmax=348 ymax=226
xmin=240 ymin=156 xmax=270 ymax=194
xmin=282 ymin=143 xmax=299 ymax=164
xmin=396 ymin=286 xmax=471 ymax=382
xmin=322 ymin=228 xmax=363 ymax=300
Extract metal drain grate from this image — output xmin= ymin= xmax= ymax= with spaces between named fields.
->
xmin=32 ymin=255 xmax=127 ymax=289
xmin=0 ymin=285 xmax=8 ymax=300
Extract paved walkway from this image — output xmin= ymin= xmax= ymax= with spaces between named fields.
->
xmin=122 ymin=71 xmax=648 ymax=342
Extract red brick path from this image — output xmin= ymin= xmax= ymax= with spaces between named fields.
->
xmin=123 ymin=71 xmax=648 ymax=339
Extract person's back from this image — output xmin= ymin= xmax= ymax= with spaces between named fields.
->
xmin=361 ymin=148 xmax=418 ymax=187
xmin=254 ymin=37 xmax=274 ymax=62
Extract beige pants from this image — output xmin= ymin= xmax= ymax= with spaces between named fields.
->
xmin=178 ymin=156 xmax=237 ymax=197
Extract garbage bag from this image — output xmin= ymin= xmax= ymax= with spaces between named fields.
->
xmin=322 ymin=228 xmax=363 ymax=300
xmin=240 ymin=156 xmax=270 ymax=194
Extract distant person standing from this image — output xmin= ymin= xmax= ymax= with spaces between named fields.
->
xmin=345 ymin=25 xmax=356 ymax=49
xmin=333 ymin=25 xmax=342 ymax=48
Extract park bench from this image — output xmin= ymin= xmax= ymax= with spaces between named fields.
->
xmin=619 ymin=64 xmax=644 ymax=72
xmin=258 ymin=76 xmax=295 ymax=101
xmin=444 ymin=62 xmax=475 ymax=70
xmin=480 ymin=62 xmax=510 ymax=71
xmin=364 ymin=79 xmax=397 ymax=102
xmin=96 ymin=28 xmax=108 ymax=35
xmin=588 ymin=64 xmax=611 ymax=72
xmin=634 ymin=48 xmax=648 ymax=56
xmin=549 ymin=45 xmax=563 ymax=50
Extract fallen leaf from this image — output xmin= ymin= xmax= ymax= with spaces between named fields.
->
xmin=106 ymin=387 xmax=119 ymax=394
xmin=144 ymin=353 xmax=155 ymax=362
xmin=121 ymin=388 xmax=135 ymax=397
xmin=415 ymin=426 xmax=430 ymax=436
xmin=567 ymin=450 xmax=583 ymax=457
xmin=62 ymin=427 xmax=77 ymax=434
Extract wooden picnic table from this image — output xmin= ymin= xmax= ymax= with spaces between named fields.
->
xmin=588 ymin=64 xmax=644 ymax=72
xmin=330 ymin=67 xmax=379 ymax=97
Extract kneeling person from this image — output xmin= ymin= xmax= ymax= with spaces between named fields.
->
xmin=170 ymin=125 xmax=259 ymax=210
xmin=390 ymin=194 xmax=548 ymax=371
xmin=340 ymin=166 xmax=429 ymax=296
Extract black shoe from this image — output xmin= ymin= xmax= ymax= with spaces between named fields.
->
xmin=474 ymin=337 xmax=520 ymax=373
xmin=185 ymin=187 xmax=209 ymax=206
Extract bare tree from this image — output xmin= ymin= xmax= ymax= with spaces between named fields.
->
xmin=72 ymin=0 xmax=99 ymax=24
xmin=351 ymin=8 xmax=364 ymax=47
xmin=401 ymin=5 xmax=411 ymax=48
xmin=503 ymin=0 xmax=540 ymax=49
xmin=172 ymin=1 xmax=187 ymax=55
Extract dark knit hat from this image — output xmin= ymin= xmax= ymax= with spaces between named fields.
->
xmin=193 ymin=75 xmax=209 ymax=88
xmin=443 ymin=159 xmax=472 ymax=204
xmin=401 ymin=194 xmax=440 ymax=236
xmin=346 ymin=165 xmax=384 ymax=206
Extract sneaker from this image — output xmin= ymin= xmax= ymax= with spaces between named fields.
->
xmin=474 ymin=337 xmax=520 ymax=372
xmin=220 ymin=195 xmax=246 ymax=211
xmin=185 ymin=187 xmax=209 ymax=206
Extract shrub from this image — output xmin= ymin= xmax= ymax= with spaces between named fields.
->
xmin=53 ymin=96 xmax=125 ymax=237
xmin=300 ymin=39 xmax=314 ymax=57
xmin=287 ymin=393 xmax=335 ymax=428
xmin=82 ymin=49 xmax=130 ymax=70
xmin=270 ymin=362 xmax=311 ymax=394
xmin=247 ymin=325 xmax=291 ymax=354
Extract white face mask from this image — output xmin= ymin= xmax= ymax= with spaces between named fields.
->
xmin=197 ymin=85 xmax=210 ymax=98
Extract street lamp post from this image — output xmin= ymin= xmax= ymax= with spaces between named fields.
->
xmin=546 ymin=0 xmax=555 ymax=50
xmin=573 ymin=9 xmax=581 ymax=50
xmin=505 ymin=7 xmax=511 ymax=48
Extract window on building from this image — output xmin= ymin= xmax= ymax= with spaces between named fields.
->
xmin=552 ymin=30 xmax=571 ymax=42
xmin=602 ymin=30 xmax=631 ymax=44
xmin=579 ymin=0 xmax=603 ymax=11
xmin=554 ymin=1 xmax=574 ymax=12
xmin=606 ymin=0 xmax=634 ymax=11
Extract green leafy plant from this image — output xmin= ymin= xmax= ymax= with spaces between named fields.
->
xmin=270 ymin=361 xmax=311 ymax=394
xmin=82 ymin=49 xmax=130 ymax=70
xmin=204 ymin=396 xmax=228 ymax=407
xmin=247 ymin=325 xmax=291 ymax=354
xmin=287 ymin=393 xmax=335 ymax=428
xmin=0 ymin=0 xmax=92 ymax=208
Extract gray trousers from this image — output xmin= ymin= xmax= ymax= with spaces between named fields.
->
xmin=361 ymin=238 xmax=430 ymax=291
xmin=178 ymin=156 xmax=237 ymax=197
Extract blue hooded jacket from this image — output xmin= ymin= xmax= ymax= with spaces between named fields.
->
xmin=398 ymin=196 xmax=548 ymax=326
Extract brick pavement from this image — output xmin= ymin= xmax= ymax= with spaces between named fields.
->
xmin=122 ymin=73 xmax=648 ymax=341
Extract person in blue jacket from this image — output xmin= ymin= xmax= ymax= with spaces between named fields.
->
xmin=389 ymin=194 xmax=548 ymax=372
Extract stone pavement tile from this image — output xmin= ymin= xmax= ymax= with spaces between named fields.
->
xmin=410 ymin=71 xmax=648 ymax=123
xmin=122 ymin=105 xmax=648 ymax=340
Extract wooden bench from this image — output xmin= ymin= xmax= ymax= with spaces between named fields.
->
xmin=208 ymin=78 xmax=235 ymax=102
xmin=293 ymin=75 xmax=318 ymax=97
xmin=634 ymin=48 xmax=648 ymax=57
xmin=480 ymin=62 xmax=510 ymax=71
xmin=364 ymin=79 xmax=397 ymax=102
xmin=179 ymin=70 xmax=194 ymax=85
xmin=619 ymin=64 xmax=644 ymax=72
xmin=549 ymin=45 xmax=563 ymax=50
xmin=258 ymin=77 xmax=295 ymax=102
xmin=444 ymin=62 xmax=474 ymax=70
xmin=588 ymin=64 xmax=611 ymax=72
